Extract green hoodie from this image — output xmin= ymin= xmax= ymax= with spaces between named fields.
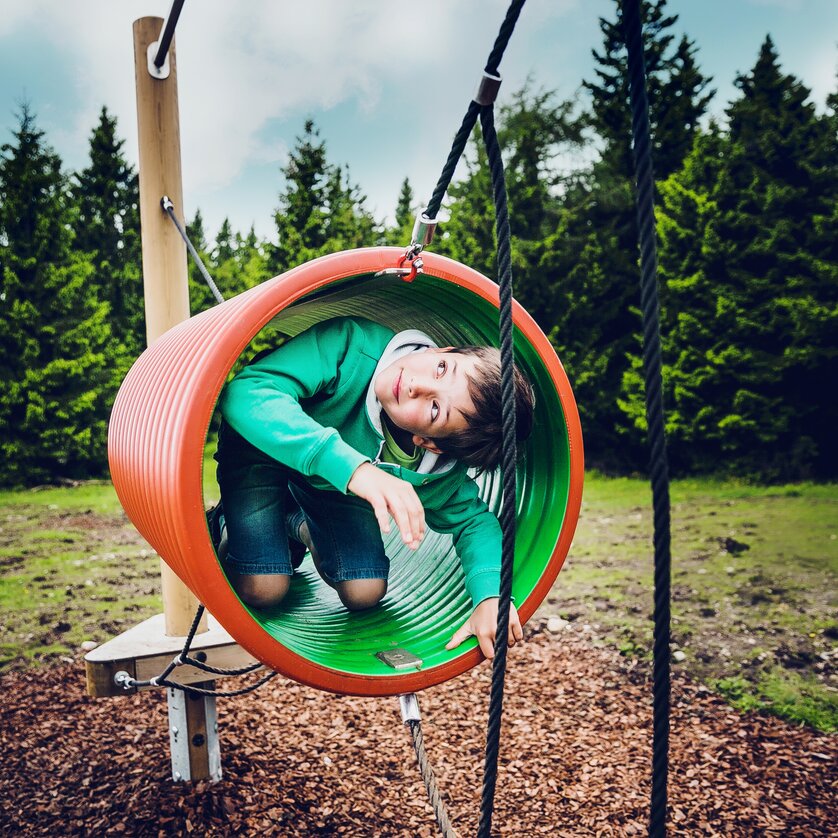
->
xmin=219 ymin=316 xmax=501 ymax=606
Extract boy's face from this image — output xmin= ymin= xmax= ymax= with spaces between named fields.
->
xmin=375 ymin=349 xmax=478 ymax=452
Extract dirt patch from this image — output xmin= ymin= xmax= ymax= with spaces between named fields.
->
xmin=1 ymin=621 xmax=835 ymax=836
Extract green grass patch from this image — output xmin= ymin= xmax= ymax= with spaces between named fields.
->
xmin=0 ymin=442 xmax=221 ymax=670
xmin=545 ymin=472 xmax=838 ymax=731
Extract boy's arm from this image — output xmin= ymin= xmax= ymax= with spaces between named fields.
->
xmin=425 ymin=476 xmax=523 ymax=657
xmin=221 ymin=319 xmax=425 ymax=547
xmin=219 ymin=319 xmax=367 ymax=493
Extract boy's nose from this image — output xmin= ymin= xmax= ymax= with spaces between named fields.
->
xmin=408 ymin=377 xmax=434 ymax=398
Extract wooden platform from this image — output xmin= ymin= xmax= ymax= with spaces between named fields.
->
xmin=84 ymin=612 xmax=260 ymax=697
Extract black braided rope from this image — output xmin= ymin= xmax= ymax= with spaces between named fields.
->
xmin=159 ymin=671 xmax=277 ymax=698
xmin=621 ymin=2 xmax=672 ymax=836
xmin=123 ymin=603 xmax=278 ymax=697
xmin=477 ymin=105 xmax=518 ymax=838
xmin=179 ymin=654 xmax=263 ymax=677
xmin=408 ymin=721 xmax=458 ymax=838
xmin=411 ymin=4 xmax=527 ymax=836
xmin=425 ymin=101 xmax=481 ymax=220
xmin=424 ymin=0 xmax=526 ymax=220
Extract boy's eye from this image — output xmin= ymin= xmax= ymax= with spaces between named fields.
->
xmin=436 ymin=359 xmax=447 ymax=377
xmin=431 ymin=402 xmax=440 ymax=422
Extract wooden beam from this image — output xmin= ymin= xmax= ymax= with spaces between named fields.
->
xmin=133 ymin=15 xmax=206 ymax=639
xmin=85 ymin=612 xmax=261 ymax=698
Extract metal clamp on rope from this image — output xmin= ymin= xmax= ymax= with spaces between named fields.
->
xmin=473 ymin=71 xmax=502 ymax=106
xmin=411 ymin=210 xmax=437 ymax=249
xmin=399 ymin=693 xmax=421 ymax=725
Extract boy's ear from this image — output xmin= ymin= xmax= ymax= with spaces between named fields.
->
xmin=412 ymin=434 xmax=444 ymax=455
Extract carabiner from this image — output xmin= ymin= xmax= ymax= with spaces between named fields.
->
xmin=373 ymin=251 xmax=424 ymax=283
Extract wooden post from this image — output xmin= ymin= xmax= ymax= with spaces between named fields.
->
xmin=132 ymin=15 xmax=216 ymax=782
xmin=133 ymin=16 xmax=207 ymax=640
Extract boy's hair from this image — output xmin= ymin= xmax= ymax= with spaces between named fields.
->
xmin=431 ymin=346 xmax=534 ymax=473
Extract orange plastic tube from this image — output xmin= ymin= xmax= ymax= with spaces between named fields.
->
xmin=108 ymin=247 xmax=583 ymax=695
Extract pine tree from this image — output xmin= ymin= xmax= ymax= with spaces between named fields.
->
xmin=585 ymin=0 xmax=713 ymax=179
xmin=624 ymin=39 xmax=838 ymax=478
xmin=213 ymin=217 xmax=236 ymax=264
xmin=74 ymin=106 xmax=144 ymax=356
xmin=385 ymin=177 xmax=415 ymax=245
xmin=552 ymin=0 xmax=713 ymax=469
xmin=271 ymin=119 xmax=329 ymax=274
xmin=713 ymin=37 xmax=837 ymax=476
xmin=271 ymin=120 xmax=380 ymax=273
xmin=0 ymin=105 xmax=122 ymax=485
xmin=212 ymin=222 xmax=270 ymax=300
xmin=322 ymin=164 xmax=378 ymax=251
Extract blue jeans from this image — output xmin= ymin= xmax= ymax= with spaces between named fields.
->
xmin=214 ymin=423 xmax=389 ymax=585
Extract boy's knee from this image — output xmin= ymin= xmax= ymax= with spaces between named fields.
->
xmin=337 ymin=578 xmax=387 ymax=611
xmin=235 ymin=574 xmax=291 ymax=609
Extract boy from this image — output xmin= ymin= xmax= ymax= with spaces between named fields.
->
xmin=210 ymin=315 xmax=534 ymax=658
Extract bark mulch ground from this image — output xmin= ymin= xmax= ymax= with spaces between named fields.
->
xmin=1 ymin=620 xmax=835 ymax=836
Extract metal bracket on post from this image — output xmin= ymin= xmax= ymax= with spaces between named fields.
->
xmin=146 ymin=0 xmax=186 ymax=79
xmin=167 ymin=685 xmax=222 ymax=783
xmin=146 ymin=41 xmax=171 ymax=79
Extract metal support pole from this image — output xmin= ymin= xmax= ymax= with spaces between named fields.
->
xmin=167 ymin=684 xmax=222 ymax=782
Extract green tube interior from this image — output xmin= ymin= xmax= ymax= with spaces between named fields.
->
xmin=214 ymin=271 xmax=572 ymax=677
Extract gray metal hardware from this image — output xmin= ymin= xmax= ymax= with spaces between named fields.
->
xmin=376 ymin=648 xmax=423 ymax=670
xmin=411 ymin=210 xmax=438 ymax=249
xmin=474 ymin=71 xmax=502 ymax=106
xmin=399 ymin=693 xmax=421 ymax=724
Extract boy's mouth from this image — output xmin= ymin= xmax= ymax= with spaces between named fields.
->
xmin=394 ymin=370 xmax=402 ymax=403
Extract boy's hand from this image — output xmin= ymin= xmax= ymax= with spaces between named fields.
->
xmin=445 ymin=598 xmax=523 ymax=659
xmin=348 ymin=462 xmax=426 ymax=549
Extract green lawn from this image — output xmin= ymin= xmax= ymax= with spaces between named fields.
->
xmin=1 ymin=467 xmax=836 ymax=730
xmin=545 ymin=473 xmax=838 ymax=730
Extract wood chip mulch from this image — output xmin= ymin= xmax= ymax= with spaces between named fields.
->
xmin=1 ymin=621 xmax=835 ymax=836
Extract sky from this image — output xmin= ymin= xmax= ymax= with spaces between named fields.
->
xmin=1 ymin=0 xmax=836 ymax=242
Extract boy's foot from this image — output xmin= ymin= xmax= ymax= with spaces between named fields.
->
xmin=206 ymin=505 xmax=228 ymax=561
xmin=285 ymin=513 xmax=308 ymax=570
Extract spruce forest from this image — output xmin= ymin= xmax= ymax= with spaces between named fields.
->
xmin=0 ymin=2 xmax=835 ymax=487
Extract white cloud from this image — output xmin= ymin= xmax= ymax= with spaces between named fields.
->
xmin=0 ymin=0 xmax=597 ymax=235
xmin=799 ymin=43 xmax=837 ymax=106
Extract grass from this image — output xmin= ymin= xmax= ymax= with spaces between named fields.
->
xmin=545 ymin=472 xmax=838 ymax=731
xmin=0 ymin=465 xmax=836 ymax=731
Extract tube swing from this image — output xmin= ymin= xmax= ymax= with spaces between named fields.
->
xmin=102 ymin=0 xmax=676 ymax=831
xmin=108 ymin=245 xmax=584 ymax=697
